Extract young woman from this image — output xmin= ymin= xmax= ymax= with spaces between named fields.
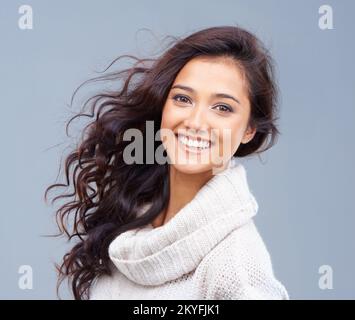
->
xmin=45 ymin=25 xmax=289 ymax=300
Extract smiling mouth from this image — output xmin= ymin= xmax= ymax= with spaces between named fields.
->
xmin=175 ymin=133 xmax=213 ymax=151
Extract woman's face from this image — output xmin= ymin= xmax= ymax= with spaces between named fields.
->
xmin=160 ymin=56 xmax=256 ymax=174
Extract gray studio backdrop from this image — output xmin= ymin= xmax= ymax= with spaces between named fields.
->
xmin=0 ymin=0 xmax=354 ymax=299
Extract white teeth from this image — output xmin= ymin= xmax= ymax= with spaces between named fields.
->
xmin=177 ymin=134 xmax=211 ymax=149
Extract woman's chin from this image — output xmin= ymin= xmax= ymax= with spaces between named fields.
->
xmin=169 ymin=161 xmax=213 ymax=175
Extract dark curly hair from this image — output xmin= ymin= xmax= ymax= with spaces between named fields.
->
xmin=44 ymin=25 xmax=280 ymax=300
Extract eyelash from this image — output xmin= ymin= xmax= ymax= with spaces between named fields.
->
xmin=172 ymin=94 xmax=233 ymax=113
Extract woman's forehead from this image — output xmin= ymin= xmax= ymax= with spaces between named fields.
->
xmin=172 ymin=57 xmax=248 ymax=100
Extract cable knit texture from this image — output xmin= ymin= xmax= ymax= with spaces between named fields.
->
xmin=89 ymin=159 xmax=289 ymax=300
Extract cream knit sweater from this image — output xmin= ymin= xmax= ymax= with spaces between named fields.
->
xmin=89 ymin=159 xmax=289 ymax=300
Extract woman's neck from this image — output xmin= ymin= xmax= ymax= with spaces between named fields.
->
xmin=151 ymin=165 xmax=213 ymax=228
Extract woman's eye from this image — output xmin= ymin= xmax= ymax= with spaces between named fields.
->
xmin=172 ymin=94 xmax=191 ymax=104
xmin=213 ymin=105 xmax=233 ymax=113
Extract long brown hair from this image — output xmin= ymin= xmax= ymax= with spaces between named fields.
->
xmin=44 ymin=25 xmax=280 ymax=299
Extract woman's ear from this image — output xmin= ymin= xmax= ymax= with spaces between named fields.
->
xmin=241 ymin=125 xmax=256 ymax=144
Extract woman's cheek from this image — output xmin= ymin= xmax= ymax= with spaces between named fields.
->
xmin=162 ymin=104 xmax=179 ymax=127
xmin=216 ymin=124 xmax=242 ymax=158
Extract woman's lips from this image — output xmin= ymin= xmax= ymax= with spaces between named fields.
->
xmin=175 ymin=133 xmax=213 ymax=154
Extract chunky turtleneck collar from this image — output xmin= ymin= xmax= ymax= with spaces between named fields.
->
xmin=108 ymin=159 xmax=259 ymax=286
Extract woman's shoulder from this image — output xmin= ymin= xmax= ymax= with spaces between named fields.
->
xmin=88 ymin=263 xmax=122 ymax=300
xmin=202 ymin=220 xmax=272 ymax=269
xmin=194 ymin=220 xmax=289 ymax=299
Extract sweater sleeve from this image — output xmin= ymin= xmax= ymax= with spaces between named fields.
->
xmin=198 ymin=220 xmax=289 ymax=300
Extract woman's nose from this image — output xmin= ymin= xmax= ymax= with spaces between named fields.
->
xmin=183 ymin=105 xmax=208 ymax=131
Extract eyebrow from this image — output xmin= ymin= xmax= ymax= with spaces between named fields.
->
xmin=171 ymin=84 xmax=241 ymax=105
